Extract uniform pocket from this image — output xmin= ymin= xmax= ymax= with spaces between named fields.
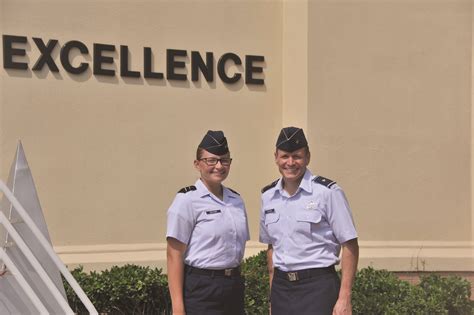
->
xmin=296 ymin=211 xmax=321 ymax=224
xmin=197 ymin=209 xmax=225 ymax=238
xmin=294 ymin=211 xmax=322 ymax=244
xmin=264 ymin=212 xmax=280 ymax=225
xmin=202 ymin=209 xmax=223 ymax=221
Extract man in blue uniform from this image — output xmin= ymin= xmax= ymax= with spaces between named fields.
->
xmin=260 ymin=127 xmax=359 ymax=315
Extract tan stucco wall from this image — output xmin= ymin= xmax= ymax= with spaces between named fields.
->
xmin=0 ymin=0 xmax=472 ymax=272
xmin=471 ymin=0 xmax=474 ymax=254
xmin=0 ymin=0 xmax=282 ymax=246
xmin=282 ymin=0 xmax=308 ymax=130
xmin=308 ymin=0 xmax=472 ymax=269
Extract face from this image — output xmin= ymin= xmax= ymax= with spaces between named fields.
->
xmin=194 ymin=150 xmax=231 ymax=185
xmin=275 ymin=147 xmax=310 ymax=183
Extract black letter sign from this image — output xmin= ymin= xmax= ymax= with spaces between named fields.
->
xmin=167 ymin=49 xmax=187 ymax=81
xmin=245 ymin=55 xmax=264 ymax=85
xmin=217 ymin=53 xmax=242 ymax=84
xmin=32 ymin=38 xmax=59 ymax=72
xmin=120 ymin=45 xmax=140 ymax=78
xmin=3 ymin=35 xmax=28 ymax=70
xmin=191 ymin=51 xmax=213 ymax=82
xmin=93 ymin=43 xmax=115 ymax=76
xmin=144 ymin=47 xmax=164 ymax=79
xmin=60 ymin=40 xmax=89 ymax=74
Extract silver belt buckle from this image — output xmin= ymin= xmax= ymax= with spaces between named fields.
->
xmin=224 ymin=269 xmax=233 ymax=276
xmin=287 ymin=272 xmax=298 ymax=281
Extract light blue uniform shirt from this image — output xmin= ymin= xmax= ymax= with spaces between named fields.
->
xmin=167 ymin=179 xmax=250 ymax=269
xmin=259 ymin=169 xmax=357 ymax=272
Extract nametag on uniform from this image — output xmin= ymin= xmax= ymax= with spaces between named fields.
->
xmin=206 ymin=210 xmax=222 ymax=215
xmin=264 ymin=209 xmax=275 ymax=214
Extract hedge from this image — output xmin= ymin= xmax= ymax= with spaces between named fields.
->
xmin=64 ymin=250 xmax=472 ymax=315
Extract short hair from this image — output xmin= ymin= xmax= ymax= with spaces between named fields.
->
xmin=275 ymin=145 xmax=310 ymax=156
xmin=196 ymin=147 xmax=205 ymax=160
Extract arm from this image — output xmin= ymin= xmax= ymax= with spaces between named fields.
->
xmin=333 ymin=238 xmax=359 ymax=315
xmin=267 ymin=244 xmax=274 ymax=289
xmin=266 ymin=244 xmax=274 ymax=315
xmin=167 ymin=237 xmax=187 ymax=315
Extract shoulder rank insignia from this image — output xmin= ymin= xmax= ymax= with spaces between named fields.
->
xmin=228 ymin=188 xmax=240 ymax=195
xmin=261 ymin=179 xmax=278 ymax=193
xmin=178 ymin=185 xmax=196 ymax=194
xmin=313 ymin=176 xmax=336 ymax=189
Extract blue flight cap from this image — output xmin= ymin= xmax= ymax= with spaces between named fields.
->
xmin=276 ymin=127 xmax=308 ymax=152
xmin=199 ymin=130 xmax=229 ymax=155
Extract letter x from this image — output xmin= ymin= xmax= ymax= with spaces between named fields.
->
xmin=32 ymin=38 xmax=59 ymax=72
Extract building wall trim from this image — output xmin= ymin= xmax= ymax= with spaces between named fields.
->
xmin=55 ymin=241 xmax=473 ymax=272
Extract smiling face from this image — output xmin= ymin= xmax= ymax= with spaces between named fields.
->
xmin=194 ymin=149 xmax=231 ymax=186
xmin=274 ymin=147 xmax=310 ymax=184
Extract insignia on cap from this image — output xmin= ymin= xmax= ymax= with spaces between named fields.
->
xmin=178 ymin=185 xmax=196 ymax=193
xmin=313 ymin=176 xmax=336 ymax=189
xmin=261 ymin=179 xmax=278 ymax=193
xmin=199 ymin=130 xmax=229 ymax=156
xmin=276 ymin=127 xmax=308 ymax=152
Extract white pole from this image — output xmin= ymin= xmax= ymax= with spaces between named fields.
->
xmin=0 ymin=248 xmax=49 ymax=315
xmin=0 ymin=180 xmax=98 ymax=314
xmin=0 ymin=211 xmax=74 ymax=314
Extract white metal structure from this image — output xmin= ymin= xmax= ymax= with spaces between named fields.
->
xmin=0 ymin=143 xmax=98 ymax=314
xmin=0 ymin=180 xmax=98 ymax=314
xmin=0 ymin=248 xmax=48 ymax=314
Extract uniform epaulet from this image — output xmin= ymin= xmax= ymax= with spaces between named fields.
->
xmin=313 ymin=176 xmax=337 ymax=189
xmin=178 ymin=185 xmax=196 ymax=193
xmin=227 ymin=188 xmax=240 ymax=195
xmin=261 ymin=179 xmax=278 ymax=193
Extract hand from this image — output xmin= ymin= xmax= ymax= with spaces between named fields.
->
xmin=332 ymin=297 xmax=352 ymax=315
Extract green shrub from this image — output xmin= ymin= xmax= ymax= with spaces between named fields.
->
xmin=350 ymin=267 xmax=472 ymax=315
xmin=241 ymin=250 xmax=270 ymax=314
xmin=419 ymin=274 xmax=472 ymax=315
xmin=351 ymin=267 xmax=442 ymax=315
xmin=64 ymin=264 xmax=170 ymax=314
xmin=64 ymin=251 xmax=472 ymax=315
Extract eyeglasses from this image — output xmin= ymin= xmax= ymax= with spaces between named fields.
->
xmin=199 ymin=157 xmax=232 ymax=166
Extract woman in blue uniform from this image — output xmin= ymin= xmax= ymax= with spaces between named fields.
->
xmin=166 ymin=130 xmax=249 ymax=315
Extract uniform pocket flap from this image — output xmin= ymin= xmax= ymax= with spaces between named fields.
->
xmin=296 ymin=211 xmax=322 ymax=224
xmin=201 ymin=209 xmax=223 ymax=221
xmin=264 ymin=212 xmax=280 ymax=225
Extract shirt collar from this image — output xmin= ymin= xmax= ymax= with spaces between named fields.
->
xmin=195 ymin=179 xmax=211 ymax=198
xmin=299 ymin=169 xmax=313 ymax=193
xmin=275 ymin=169 xmax=313 ymax=197
xmin=195 ymin=179 xmax=235 ymax=201
xmin=223 ymin=187 xmax=238 ymax=199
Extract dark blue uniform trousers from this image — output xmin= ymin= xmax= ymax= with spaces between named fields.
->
xmin=183 ymin=269 xmax=245 ymax=315
xmin=271 ymin=269 xmax=340 ymax=315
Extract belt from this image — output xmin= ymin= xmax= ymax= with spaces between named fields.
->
xmin=274 ymin=265 xmax=335 ymax=282
xmin=185 ymin=265 xmax=241 ymax=277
